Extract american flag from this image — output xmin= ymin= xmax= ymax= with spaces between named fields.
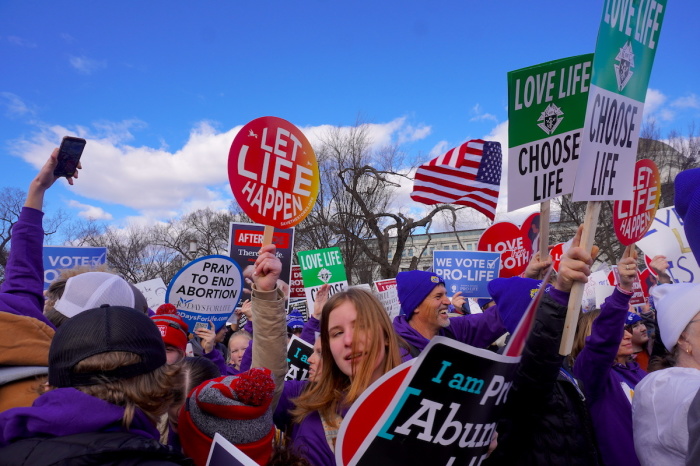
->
xmin=410 ymin=139 xmax=502 ymax=221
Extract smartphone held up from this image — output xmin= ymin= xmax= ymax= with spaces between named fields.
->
xmin=54 ymin=136 xmax=86 ymax=178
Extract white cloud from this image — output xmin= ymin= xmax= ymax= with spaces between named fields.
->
xmin=658 ymin=108 xmax=675 ymax=122
xmin=11 ymin=121 xmax=241 ymax=216
xmin=69 ymin=55 xmax=107 ymax=75
xmin=68 ymin=200 xmax=113 ymax=220
xmin=13 ymin=116 xmax=433 ymax=225
xmin=643 ymin=88 xmax=667 ymax=119
xmin=469 ymin=103 xmax=498 ymax=123
xmin=671 ymin=93 xmax=700 ymax=109
xmin=429 ymin=140 xmax=450 ymax=158
xmin=0 ymin=92 xmax=36 ymax=118
xmin=301 ymin=117 xmax=426 ymax=151
xmin=397 ymin=123 xmax=431 ymax=144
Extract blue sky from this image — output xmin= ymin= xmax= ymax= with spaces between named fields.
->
xmin=1 ymin=1 xmax=698 ymax=240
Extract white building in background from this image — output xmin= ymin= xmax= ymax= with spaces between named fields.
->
xmin=387 ymin=228 xmax=485 ymax=272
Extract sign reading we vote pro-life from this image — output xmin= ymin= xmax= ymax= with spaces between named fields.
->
xmin=433 ymin=250 xmax=500 ymax=298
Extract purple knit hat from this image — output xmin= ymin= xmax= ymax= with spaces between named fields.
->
xmin=396 ymin=270 xmax=445 ymax=319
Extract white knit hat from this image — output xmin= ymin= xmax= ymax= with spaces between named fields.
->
xmin=651 ymin=283 xmax=700 ymax=352
xmin=54 ymin=272 xmax=135 ymax=318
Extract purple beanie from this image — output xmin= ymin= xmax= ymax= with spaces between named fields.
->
xmin=675 ymin=167 xmax=700 ymax=257
xmin=396 ymin=270 xmax=445 ymax=319
xmin=488 ymin=277 xmax=549 ymax=334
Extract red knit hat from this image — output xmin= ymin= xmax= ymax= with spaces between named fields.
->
xmin=178 ymin=367 xmax=276 ymax=466
xmin=150 ymin=304 xmax=189 ymax=352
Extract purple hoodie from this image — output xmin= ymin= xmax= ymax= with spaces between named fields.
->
xmin=392 ymin=303 xmax=510 ymax=355
xmin=0 ymin=387 xmax=160 ymax=446
xmin=573 ymin=288 xmax=646 ymax=466
xmin=0 ymin=207 xmax=53 ymax=328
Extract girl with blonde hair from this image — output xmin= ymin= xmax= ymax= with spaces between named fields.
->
xmin=290 ymin=287 xmax=403 ymax=465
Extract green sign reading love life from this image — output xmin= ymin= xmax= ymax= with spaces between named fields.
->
xmin=572 ymin=0 xmax=667 ymax=202
xmin=507 ymin=54 xmax=594 ymax=211
xmin=297 ymin=247 xmax=349 ymax=307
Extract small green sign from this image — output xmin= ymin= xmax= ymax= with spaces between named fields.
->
xmin=297 ymin=247 xmax=347 ymax=288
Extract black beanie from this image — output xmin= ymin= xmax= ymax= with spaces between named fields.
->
xmin=48 ymin=305 xmax=167 ymax=387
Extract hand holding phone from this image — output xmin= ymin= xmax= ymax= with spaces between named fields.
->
xmin=54 ymin=136 xmax=86 ymax=178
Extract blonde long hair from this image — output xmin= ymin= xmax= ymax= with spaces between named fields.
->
xmin=568 ymin=309 xmax=601 ymax=366
xmin=292 ymin=288 xmax=402 ymax=428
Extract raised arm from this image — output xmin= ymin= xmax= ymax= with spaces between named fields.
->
xmin=1 ymin=149 xmax=79 ymax=327
xmin=250 ymin=244 xmax=288 ymax=408
xmin=574 ymin=244 xmax=635 ymax=400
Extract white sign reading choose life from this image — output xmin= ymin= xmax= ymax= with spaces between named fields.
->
xmin=166 ymin=255 xmax=243 ymax=331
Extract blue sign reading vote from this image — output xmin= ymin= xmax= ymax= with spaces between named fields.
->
xmin=433 ymin=250 xmax=500 ymax=298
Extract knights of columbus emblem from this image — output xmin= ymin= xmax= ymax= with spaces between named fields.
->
xmin=537 ymin=103 xmax=564 ymax=135
xmin=614 ymin=41 xmax=635 ymax=91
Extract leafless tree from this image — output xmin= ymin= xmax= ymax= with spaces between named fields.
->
xmin=553 ymin=122 xmax=700 ymax=264
xmin=296 ymin=120 xmax=463 ymax=281
xmin=0 ymin=187 xmax=67 ymax=280
xmin=66 ymin=206 xmax=252 ymax=284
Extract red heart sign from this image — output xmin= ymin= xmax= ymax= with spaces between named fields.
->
xmin=477 ymin=214 xmax=538 ymax=277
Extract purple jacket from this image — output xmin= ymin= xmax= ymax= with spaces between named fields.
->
xmin=274 ymin=379 xmax=308 ymax=430
xmin=292 ymin=407 xmax=349 ymax=466
xmin=0 ymin=207 xmax=52 ymax=328
xmin=392 ymin=304 xmax=510 ymax=355
xmin=573 ymin=288 xmax=646 ymax=466
xmin=0 ymin=387 xmax=160 ymax=446
xmin=201 ymin=347 xmax=234 ymax=375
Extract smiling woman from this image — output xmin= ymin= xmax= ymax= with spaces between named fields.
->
xmin=290 ymin=288 xmax=404 ymax=465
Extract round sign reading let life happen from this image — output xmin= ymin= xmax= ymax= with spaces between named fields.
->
xmin=228 ymin=117 xmax=320 ymax=229
xmin=613 ymin=159 xmax=661 ymax=245
xmin=165 ymin=255 xmax=243 ymax=332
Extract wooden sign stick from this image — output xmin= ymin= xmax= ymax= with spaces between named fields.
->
xmin=262 ymin=225 xmax=275 ymax=247
xmin=559 ymin=200 xmax=602 ymax=356
xmin=539 ymin=200 xmax=551 ymax=263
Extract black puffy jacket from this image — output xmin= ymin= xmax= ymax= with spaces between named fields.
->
xmin=485 ymin=292 xmax=602 ymax=466
xmin=0 ymin=431 xmax=193 ymax=466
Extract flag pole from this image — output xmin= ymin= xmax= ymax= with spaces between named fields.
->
xmin=559 ymin=200 xmax=601 ymax=356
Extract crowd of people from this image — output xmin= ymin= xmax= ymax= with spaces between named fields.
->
xmin=1 ymin=148 xmax=700 ymax=466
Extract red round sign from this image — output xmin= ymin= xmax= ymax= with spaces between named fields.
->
xmin=613 ymin=159 xmax=661 ymax=245
xmin=228 ymin=117 xmax=319 ymax=229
